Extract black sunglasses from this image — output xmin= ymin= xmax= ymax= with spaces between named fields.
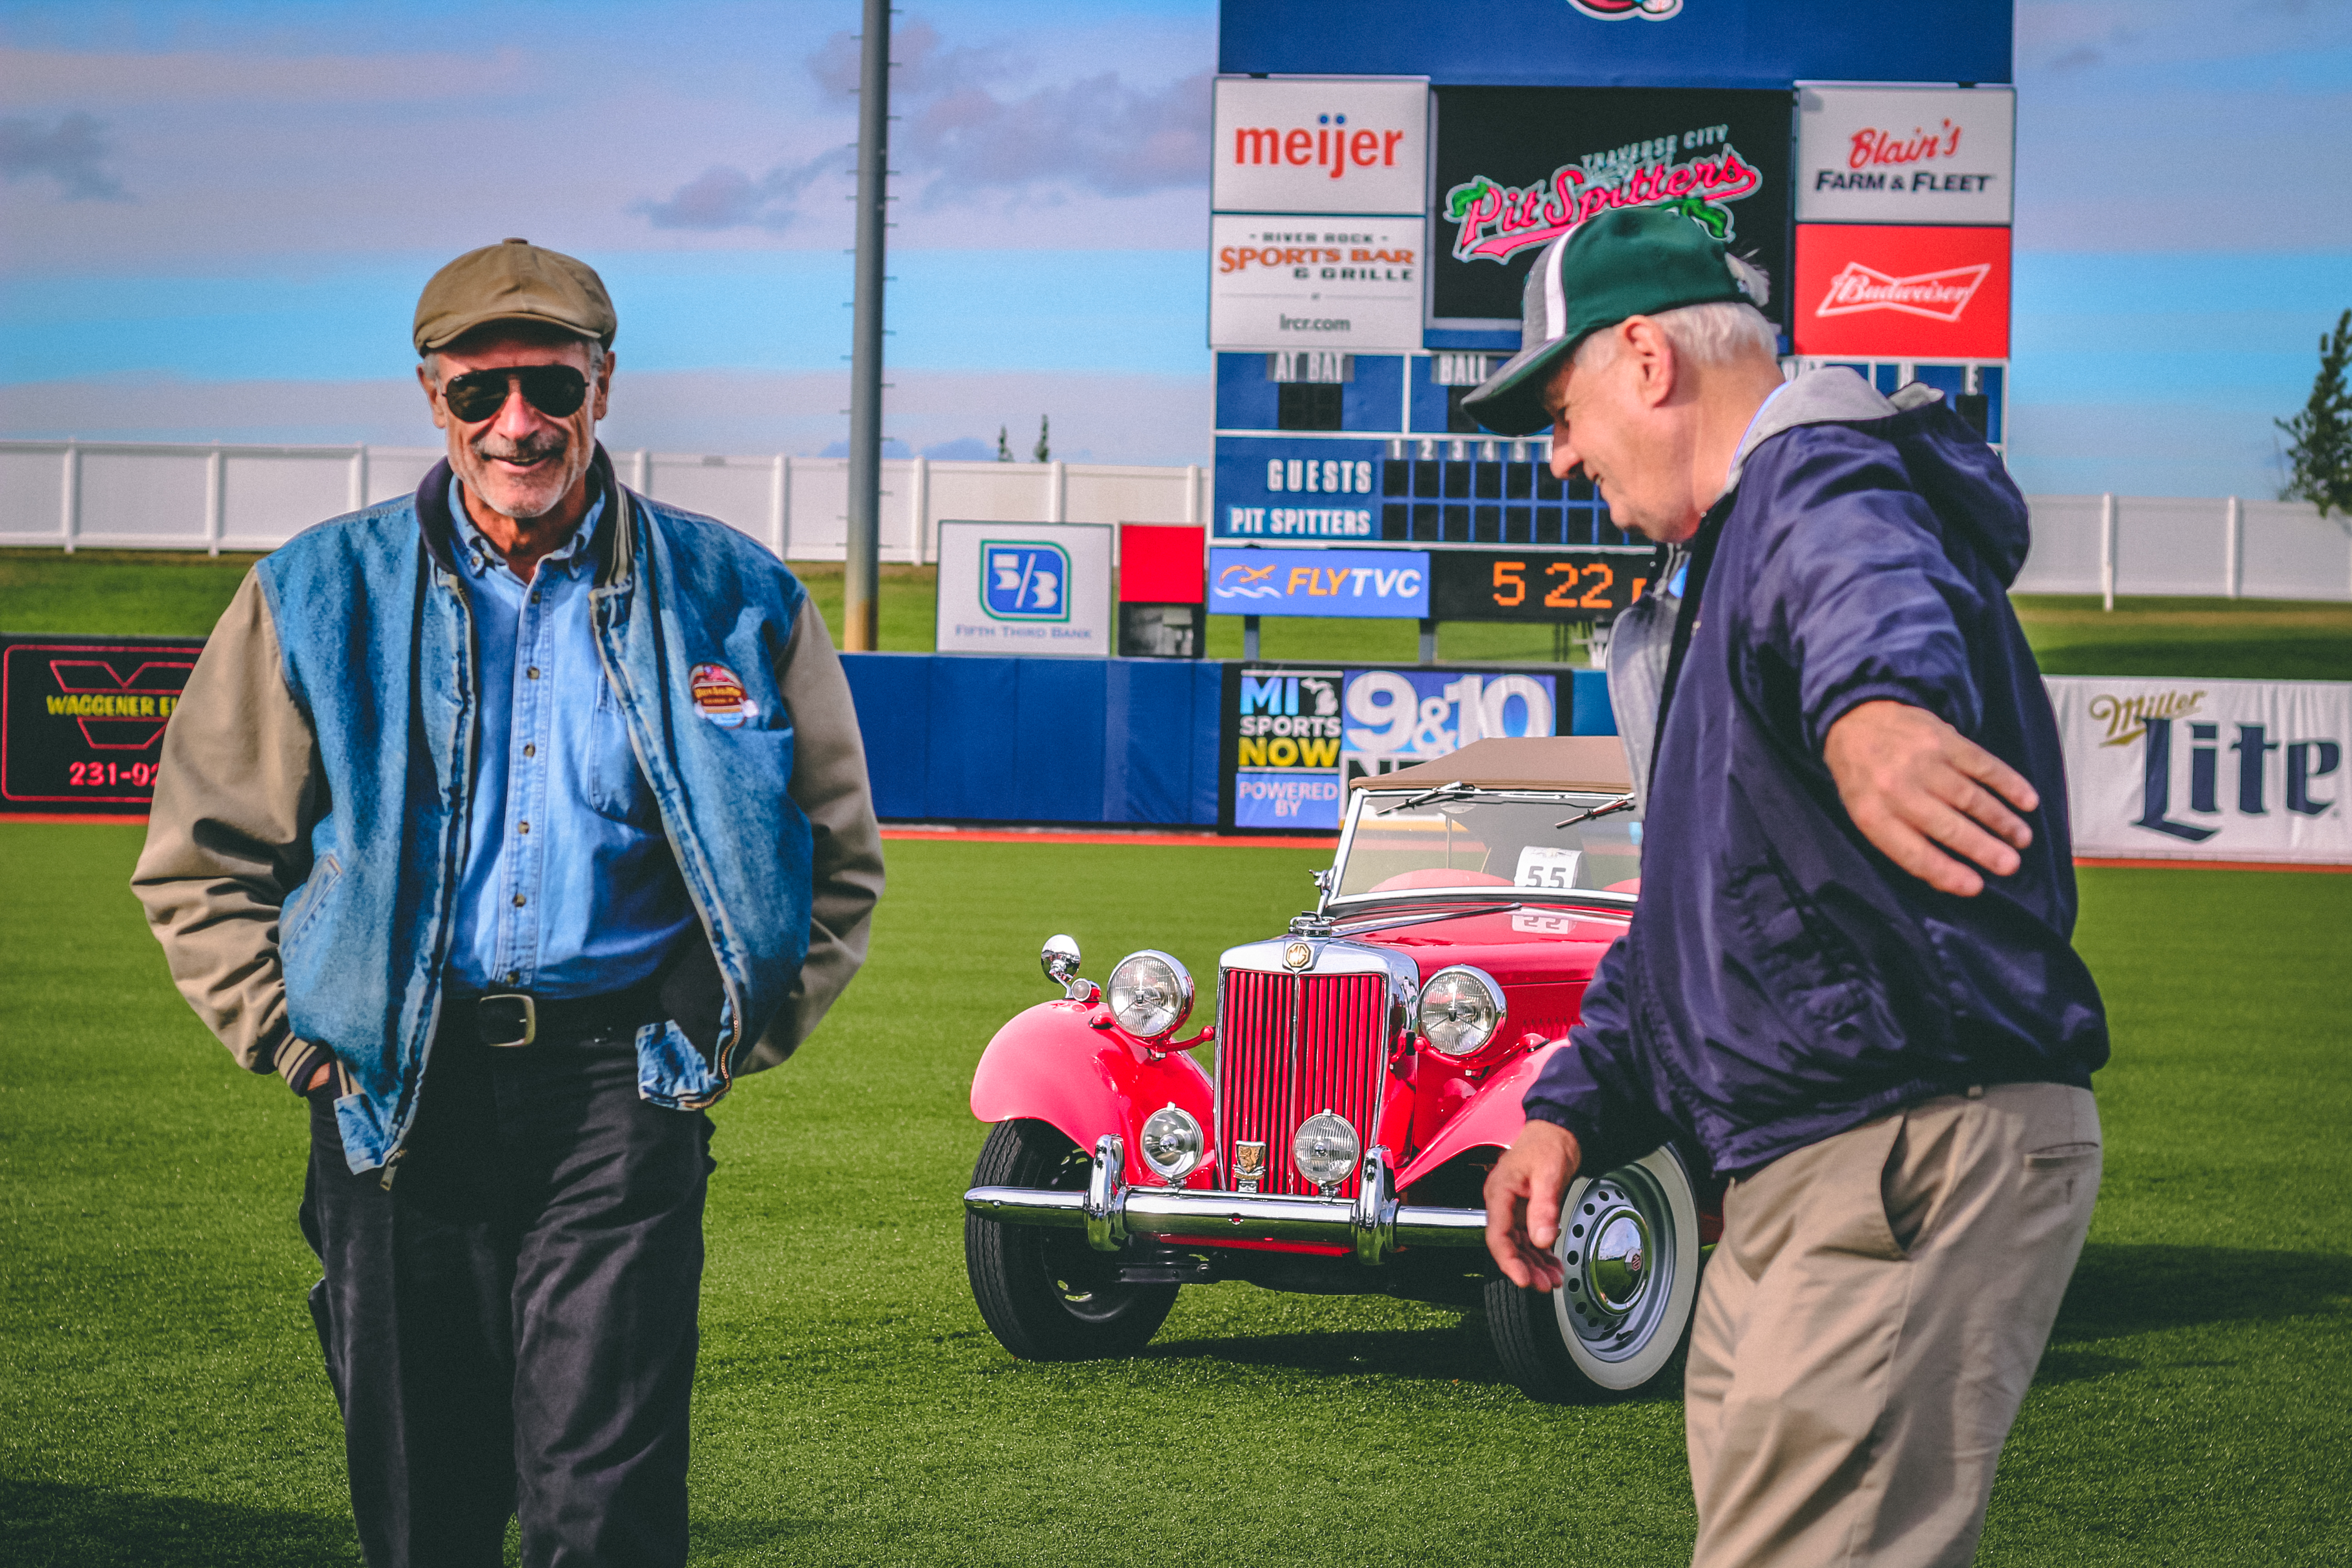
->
xmin=440 ymin=364 xmax=589 ymax=423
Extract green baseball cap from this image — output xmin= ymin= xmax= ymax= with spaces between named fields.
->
xmin=412 ymin=238 xmax=617 ymax=356
xmin=1459 ymin=206 xmax=1759 ymax=437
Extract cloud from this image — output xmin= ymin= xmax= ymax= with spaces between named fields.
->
xmin=0 ymin=47 xmax=534 ymax=108
xmin=901 ymin=67 xmax=1212 ymax=201
xmin=630 ymin=16 xmax=1207 ymax=233
xmin=0 ymin=112 xmax=129 ymax=201
xmin=634 ymin=150 xmax=834 ymax=231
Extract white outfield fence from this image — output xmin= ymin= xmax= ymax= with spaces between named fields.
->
xmin=1 ymin=441 xmax=2347 ymax=600
xmin=0 ymin=440 xmax=1208 ymax=564
xmin=2012 ymin=493 xmax=2351 ymax=603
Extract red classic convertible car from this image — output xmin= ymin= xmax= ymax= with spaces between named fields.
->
xmin=961 ymin=735 xmax=1719 ymax=1400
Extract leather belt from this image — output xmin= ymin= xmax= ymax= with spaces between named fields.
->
xmin=447 ymin=982 xmax=668 ymax=1049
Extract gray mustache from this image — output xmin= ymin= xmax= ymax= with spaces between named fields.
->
xmin=472 ymin=432 xmax=568 ymax=465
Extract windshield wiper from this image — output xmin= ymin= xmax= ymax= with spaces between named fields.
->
xmin=1380 ymin=780 xmax=1476 ymax=814
xmin=1556 ymin=793 xmax=1637 ymax=830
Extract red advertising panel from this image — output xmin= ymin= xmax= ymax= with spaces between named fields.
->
xmin=1792 ymin=224 xmax=2010 ymax=359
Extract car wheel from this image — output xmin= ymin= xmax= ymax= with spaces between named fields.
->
xmin=965 ymin=1118 xmax=1180 ymax=1361
xmin=1484 ymin=1143 xmax=1703 ymax=1401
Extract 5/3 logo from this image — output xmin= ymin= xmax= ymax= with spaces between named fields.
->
xmin=980 ymin=542 xmax=1070 ymax=622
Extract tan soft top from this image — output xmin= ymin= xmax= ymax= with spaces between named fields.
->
xmin=1349 ymin=735 xmax=1631 ymax=794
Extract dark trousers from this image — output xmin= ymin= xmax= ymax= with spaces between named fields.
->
xmin=300 ymin=1021 xmax=713 ymax=1568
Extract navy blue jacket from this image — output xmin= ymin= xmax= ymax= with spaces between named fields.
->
xmin=1526 ymin=372 xmax=2108 ymax=1179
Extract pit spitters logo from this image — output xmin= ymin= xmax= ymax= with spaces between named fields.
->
xmin=1568 ymin=0 xmax=1683 ymax=19
xmin=1445 ymin=127 xmax=1758 ymax=265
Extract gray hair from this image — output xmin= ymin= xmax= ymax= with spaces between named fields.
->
xmin=1572 ymin=255 xmax=1778 ymax=375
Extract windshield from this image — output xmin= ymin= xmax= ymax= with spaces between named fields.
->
xmin=1331 ymin=791 xmax=1641 ymax=901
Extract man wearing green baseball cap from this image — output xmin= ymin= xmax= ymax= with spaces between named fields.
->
xmin=1475 ymin=208 xmax=2107 ymax=1567
xmin=135 ymin=240 xmax=885 ymax=1567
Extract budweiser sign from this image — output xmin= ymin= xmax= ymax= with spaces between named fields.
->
xmin=1445 ymin=142 xmax=1762 ymax=265
xmin=1814 ymin=260 xmax=1990 ymax=323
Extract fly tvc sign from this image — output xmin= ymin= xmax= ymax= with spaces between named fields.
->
xmin=1210 ymin=76 xmax=1429 ymax=354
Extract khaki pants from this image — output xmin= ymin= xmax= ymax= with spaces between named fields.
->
xmin=1686 ymin=1082 xmax=2100 ymax=1568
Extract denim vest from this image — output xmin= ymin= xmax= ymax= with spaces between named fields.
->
xmin=256 ymin=449 xmax=814 ymax=1173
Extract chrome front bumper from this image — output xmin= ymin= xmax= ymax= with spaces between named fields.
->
xmin=963 ymin=1137 xmax=1487 ymax=1266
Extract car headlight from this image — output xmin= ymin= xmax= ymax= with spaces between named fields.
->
xmin=1419 ymin=965 xmax=1505 ymax=1056
xmin=1292 ymin=1109 xmax=1361 ymax=1191
xmin=1138 ymin=1104 xmax=1205 ymax=1181
xmin=1107 ymin=950 xmax=1193 ymax=1040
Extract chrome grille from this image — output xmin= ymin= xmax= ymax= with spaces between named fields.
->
xmin=1216 ymin=969 xmax=1387 ymax=1199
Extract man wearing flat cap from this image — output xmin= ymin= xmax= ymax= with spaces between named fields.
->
xmin=1475 ymin=208 xmax=2106 ymax=1566
xmin=133 ymin=239 xmax=884 ymax=1566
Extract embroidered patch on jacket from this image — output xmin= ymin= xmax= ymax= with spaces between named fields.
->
xmin=688 ymin=663 xmax=754 ymax=729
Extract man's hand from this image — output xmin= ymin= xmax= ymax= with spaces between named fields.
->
xmin=306 ymin=1063 xmax=333 ymax=1092
xmin=1823 ymin=700 xmax=2038 ymax=898
xmin=1484 ymin=1120 xmax=1582 ymax=1292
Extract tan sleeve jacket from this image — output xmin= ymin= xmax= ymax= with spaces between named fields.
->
xmin=131 ymin=568 xmax=885 ymax=1091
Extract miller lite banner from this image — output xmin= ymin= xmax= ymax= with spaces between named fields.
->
xmin=2048 ymin=676 xmax=2350 ymax=864
xmin=1430 ymin=86 xmax=1793 ymax=335
xmin=1792 ymin=224 xmax=2010 ymax=359
xmin=1796 ymin=86 xmax=2014 ymax=227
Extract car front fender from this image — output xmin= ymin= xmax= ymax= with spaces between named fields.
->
xmin=1395 ymin=1041 xmax=1567 ymax=1190
xmin=970 ymin=1000 xmax=1216 ymax=1188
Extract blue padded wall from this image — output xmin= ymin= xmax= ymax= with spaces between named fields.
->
xmin=840 ymin=654 xmax=1224 ymax=826
xmin=841 ymin=654 xmax=1604 ymax=827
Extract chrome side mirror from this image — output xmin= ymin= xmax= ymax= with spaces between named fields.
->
xmin=1041 ymin=934 xmax=1096 ymax=1002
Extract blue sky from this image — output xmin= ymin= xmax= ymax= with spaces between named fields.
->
xmin=2 ymin=0 xmax=2349 ymax=487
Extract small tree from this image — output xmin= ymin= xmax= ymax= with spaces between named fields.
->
xmin=995 ymin=426 xmax=1012 ymax=462
xmin=1033 ymin=414 xmax=1051 ymax=464
xmin=2277 ymin=308 xmax=2352 ymax=516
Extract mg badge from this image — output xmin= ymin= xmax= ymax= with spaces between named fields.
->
xmin=1283 ymin=941 xmax=1314 ymax=971
xmin=1234 ymin=1140 xmax=1267 ymax=1194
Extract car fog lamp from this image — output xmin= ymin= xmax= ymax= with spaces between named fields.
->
xmin=1138 ymin=1104 xmax=1205 ymax=1181
xmin=1419 ymin=965 xmax=1504 ymax=1056
xmin=1107 ymin=950 xmax=1194 ymax=1040
xmin=1291 ymin=1110 xmax=1361 ymax=1191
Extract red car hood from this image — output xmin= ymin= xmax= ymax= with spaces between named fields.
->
xmin=1340 ymin=902 xmax=1631 ymax=988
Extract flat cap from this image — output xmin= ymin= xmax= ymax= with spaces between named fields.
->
xmin=412 ymin=238 xmax=616 ymax=355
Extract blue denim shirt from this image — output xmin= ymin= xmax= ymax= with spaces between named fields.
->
xmin=446 ymin=476 xmax=693 ymax=997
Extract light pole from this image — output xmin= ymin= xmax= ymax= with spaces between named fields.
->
xmin=843 ymin=0 xmax=890 ymax=650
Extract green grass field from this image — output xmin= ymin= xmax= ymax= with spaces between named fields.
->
xmin=1 ymin=824 xmax=2346 ymax=1565
xmin=10 ymin=548 xmax=2347 ymax=680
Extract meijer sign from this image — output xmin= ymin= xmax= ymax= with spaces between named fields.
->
xmin=2047 ymin=676 xmax=2348 ymax=863
xmin=1211 ymin=76 xmax=1429 ymax=216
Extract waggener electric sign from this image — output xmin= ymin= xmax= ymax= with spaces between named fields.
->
xmin=1210 ymin=77 xmax=1429 ymax=353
